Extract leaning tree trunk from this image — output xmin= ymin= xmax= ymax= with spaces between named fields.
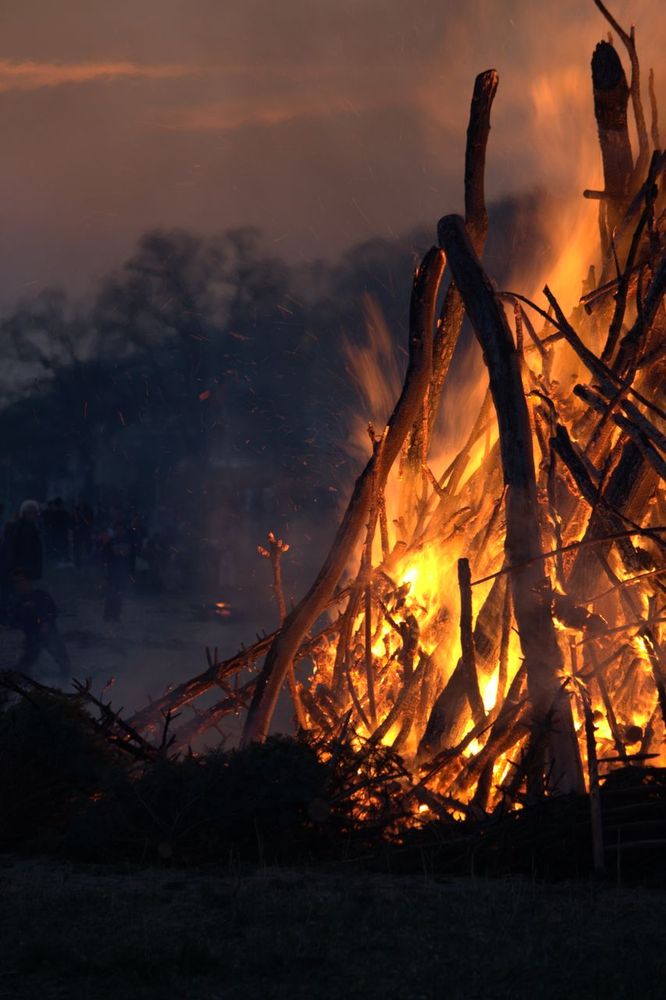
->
xmin=437 ymin=214 xmax=584 ymax=796
xmin=405 ymin=69 xmax=498 ymax=475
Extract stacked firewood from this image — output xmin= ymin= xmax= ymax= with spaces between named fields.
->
xmin=129 ymin=2 xmax=665 ymax=840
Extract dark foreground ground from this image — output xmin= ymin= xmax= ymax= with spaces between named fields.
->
xmin=2 ymin=858 xmax=665 ymax=1000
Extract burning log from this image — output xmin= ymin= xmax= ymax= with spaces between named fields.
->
xmin=457 ymin=558 xmax=485 ymax=726
xmin=437 ymin=214 xmax=584 ymax=794
xmin=419 ymin=574 xmax=507 ymax=757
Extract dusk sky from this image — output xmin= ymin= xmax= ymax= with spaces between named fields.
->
xmin=0 ymin=0 xmax=663 ymax=300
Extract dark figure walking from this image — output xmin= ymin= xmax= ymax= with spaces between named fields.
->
xmin=103 ymin=520 xmax=135 ymax=622
xmin=5 ymin=500 xmax=43 ymax=581
xmin=10 ymin=571 xmax=71 ymax=678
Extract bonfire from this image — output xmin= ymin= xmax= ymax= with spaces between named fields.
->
xmin=113 ymin=3 xmax=666 ymax=858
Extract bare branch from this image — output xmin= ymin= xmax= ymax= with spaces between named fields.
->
xmin=593 ymin=1 xmax=649 ymax=180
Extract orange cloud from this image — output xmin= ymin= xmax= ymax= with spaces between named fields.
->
xmin=154 ymin=89 xmax=408 ymax=133
xmin=0 ymin=58 xmax=194 ymax=93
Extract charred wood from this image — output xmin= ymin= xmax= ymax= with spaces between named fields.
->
xmin=591 ymin=41 xmax=634 ymax=251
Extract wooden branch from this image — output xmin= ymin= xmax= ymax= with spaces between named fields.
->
xmin=649 ymin=68 xmax=660 ymax=149
xmin=591 ymin=40 xmax=634 ymax=250
xmin=619 ymin=398 xmax=666 ymax=453
xmin=550 ymin=423 xmax=656 ymax=556
xmin=567 ymin=440 xmax=658 ymax=598
xmin=425 ymin=393 xmax=494 ymax=541
xmin=599 ymin=150 xmax=666 ymax=284
xmin=419 ymin=573 xmax=506 ymax=757
xmin=419 ymin=661 xmax=526 ymax=791
xmin=453 ymin=667 xmax=529 ymax=795
xmin=464 ymin=69 xmax=499 ymax=250
xmin=259 ymin=531 xmax=306 ymax=729
xmin=173 ymin=679 xmax=257 ymax=748
xmin=641 ymin=600 xmax=666 ymax=732
xmin=588 ymin=645 xmax=627 ymax=760
xmin=614 ymin=413 xmax=666 ymax=482
xmin=344 ymin=659 xmax=371 ymax=732
xmin=538 ymin=285 xmax=666 ymax=423
xmin=363 ymin=556 xmax=377 ymax=726
xmin=130 ymin=639 xmax=270 ymax=733
xmin=583 ymin=188 xmax=616 ymax=200
xmin=551 ymin=424 xmax=597 ymax=507
xmin=407 ymin=69 xmax=498 ymax=469
xmin=332 ymin=588 xmax=362 ymax=700
xmin=592 ymin=2 xmax=649 ymax=182
xmin=580 ymin=267 xmax=639 ymax=313
xmin=498 ymin=582 xmax=511 ymax=703
xmin=611 ymin=249 xmax=666 ymax=379
xmin=572 ymin=382 xmax=609 ymax=415
xmin=602 ymin=167 xmax=654 ymax=364
xmin=577 ymin=676 xmax=606 ymax=872
xmin=471 ymin=526 xmax=666 ymax=588
xmin=458 ymin=558 xmax=485 ymax=724
xmin=240 ymin=246 xmax=445 ymax=745
xmin=437 ymin=213 xmax=584 ymax=794
xmin=370 ymin=652 xmax=428 ymax=745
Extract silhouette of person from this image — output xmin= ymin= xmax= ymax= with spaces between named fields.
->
xmin=9 ymin=570 xmax=71 ymax=678
xmin=5 ymin=500 xmax=43 ymax=582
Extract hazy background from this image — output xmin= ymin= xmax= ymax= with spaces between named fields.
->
xmin=0 ymin=0 xmax=663 ymax=298
xmin=0 ymin=1 xmax=662 ymax=723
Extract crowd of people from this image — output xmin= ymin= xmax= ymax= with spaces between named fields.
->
xmin=0 ymin=497 xmax=186 ymax=678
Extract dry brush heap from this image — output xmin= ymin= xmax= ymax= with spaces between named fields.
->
xmin=122 ymin=3 xmax=666 ymax=834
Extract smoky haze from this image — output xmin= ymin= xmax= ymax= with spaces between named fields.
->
xmin=0 ymin=1 xmax=663 ymax=297
xmin=0 ymin=1 xmax=663 ymax=731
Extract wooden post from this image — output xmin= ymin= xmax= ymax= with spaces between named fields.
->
xmin=591 ymin=41 xmax=633 ymax=251
xmin=457 ymin=558 xmax=485 ymax=724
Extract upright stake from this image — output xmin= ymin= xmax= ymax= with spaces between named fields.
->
xmin=258 ymin=532 xmax=306 ymax=729
xmin=591 ymin=41 xmax=633 ymax=252
xmin=582 ymin=691 xmax=606 ymax=873
xmin=458 ymin=558 xmax=485 ymax=724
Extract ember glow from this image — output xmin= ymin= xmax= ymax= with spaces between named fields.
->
xmin=273 ymin=29 xmax=666 ymax=817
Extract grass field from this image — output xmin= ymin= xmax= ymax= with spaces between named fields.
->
xmin=2 ymin=856 xmax=665 ymax=999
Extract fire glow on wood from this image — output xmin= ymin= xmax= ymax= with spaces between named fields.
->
xmin=130 ymin=2 xmax=666 ymax=837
